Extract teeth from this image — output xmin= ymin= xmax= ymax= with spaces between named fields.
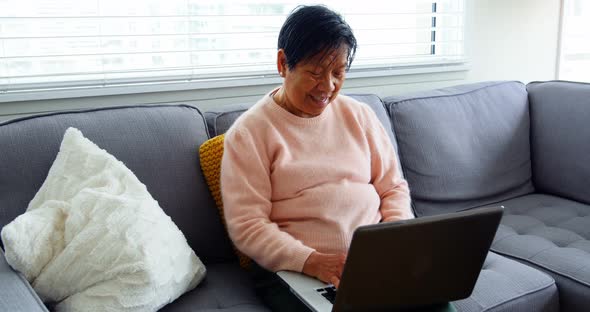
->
xmin=312 ymin=95 xmax=328 ymax=102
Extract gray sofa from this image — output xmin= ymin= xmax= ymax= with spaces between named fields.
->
xmin=0 ymin=80 xmax=588 ymax=311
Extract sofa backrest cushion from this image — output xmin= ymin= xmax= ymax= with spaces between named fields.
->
xmin=204 ymin=94 xmax=398 ymax=147
xmin=528 ymin=80 xmax=590 ymax=205
xmin=0 ymin=105 xmax=235 ymax=264
xmin=203 ymin=94 xmax=404 ymax=179
xmin=384 ymin=81 xmax=535 ymax=217
xmin=204 ymin=103 xmax=251 ymax=137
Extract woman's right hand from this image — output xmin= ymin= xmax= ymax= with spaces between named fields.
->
xmin=302 ymin=251 xmax=347 ymax=288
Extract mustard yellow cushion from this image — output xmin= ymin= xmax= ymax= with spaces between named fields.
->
xmin=199 ymin=134 xmax=251 ymax=269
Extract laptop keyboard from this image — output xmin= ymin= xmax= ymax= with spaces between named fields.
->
xmin=316 ymin=285 xmax=337 ymax=304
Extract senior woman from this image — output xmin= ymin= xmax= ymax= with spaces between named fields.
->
xmin=220 ymin=5 xmax=414 ymax=311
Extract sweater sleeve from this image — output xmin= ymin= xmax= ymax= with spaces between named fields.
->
xmin=221 ymin=127 xmax=315 ymax=272
xmin=364 ymin=110 xmax=414 ymax=222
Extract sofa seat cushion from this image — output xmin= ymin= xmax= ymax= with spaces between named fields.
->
xmin=161 ymin=263 xmax=270 ymax=312
xmin=491 ymin=193 xmax=590 ymax=311
xmin=453 ymin=252 xmax=558 ymax=312
xmin=0 ymin=249 xmax=47 ymax=312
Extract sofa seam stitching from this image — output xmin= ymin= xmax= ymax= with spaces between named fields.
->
xmin=0 ymin=104 xmax=204 ymax=127
xmin=490 ymin=248 xmax=590 ymax=287
xmin=480 ymin=281 xmax=557 ymax=312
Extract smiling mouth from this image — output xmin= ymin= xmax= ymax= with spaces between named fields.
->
xmin=310 ymin=94 xmax=330 ymax=104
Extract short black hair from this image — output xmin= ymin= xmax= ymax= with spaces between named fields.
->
xmin=277 ymin=5 xmax=357 ymax=70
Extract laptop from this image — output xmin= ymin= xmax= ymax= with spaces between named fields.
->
xmin=277 ymin=206 xmax=504 ymax=312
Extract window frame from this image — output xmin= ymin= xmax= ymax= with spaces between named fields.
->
xmin=557 ymin=0 xmax=590 ymax=82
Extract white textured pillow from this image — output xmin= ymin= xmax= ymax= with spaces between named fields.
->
xmin=1 ymin=127 xmax=206 ymax=311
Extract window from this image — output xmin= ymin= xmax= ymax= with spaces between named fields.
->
xmin=558 ymin=0 xmax=590 ymax=82
xmin=0 ymin=0 xmax=465 ymax=98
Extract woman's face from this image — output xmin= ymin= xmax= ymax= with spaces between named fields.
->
xmin=276 ymin=46 xmax=349 ymax=118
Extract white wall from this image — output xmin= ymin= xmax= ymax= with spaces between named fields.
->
xmin=0 ymin=0 xmax=562 ymax=122
xmin=464 ymin=0 xmax=561 ymax=83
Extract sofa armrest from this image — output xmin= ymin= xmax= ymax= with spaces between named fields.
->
xmin=0 ymin=249 xmax=48 ymax=312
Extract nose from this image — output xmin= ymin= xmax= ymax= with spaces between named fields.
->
xmin=316 ymin=73 xmax=336 ymax=92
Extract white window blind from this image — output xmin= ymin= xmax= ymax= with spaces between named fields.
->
xmin=0 ymin=0 xmax=464 ymax=95
xmin=559 ymin=0 xmax=590 ymax=83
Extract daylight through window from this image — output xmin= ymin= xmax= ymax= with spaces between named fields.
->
xmin=0 ymin=0 xmax=464 ymax=94
xmin=559 ymin=0 xmax=590 ymax=82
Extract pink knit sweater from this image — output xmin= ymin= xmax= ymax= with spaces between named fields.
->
xmin=220 ymin=91 xmax=413 ymax=273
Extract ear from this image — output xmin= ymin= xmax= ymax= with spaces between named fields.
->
xmin=277 ymin=49 xmax=288 ymax=77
